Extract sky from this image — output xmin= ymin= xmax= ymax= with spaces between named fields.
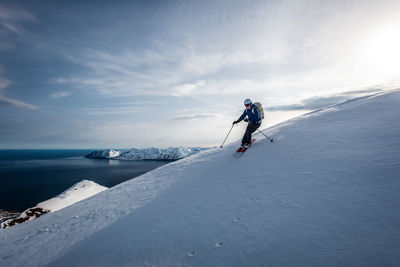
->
xmin=0 ymin=0 xmax=399 ymax=149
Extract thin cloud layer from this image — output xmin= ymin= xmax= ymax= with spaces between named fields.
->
xmin=0 ymin=94 xmax=38 ymax=110
xmin=173 ymin=114 xmax=216 ymax=121
xmin=0 ymin=3 xmax=38 ymax=50
xmin=0 ymin=4 xmax=39 ymax=110
xmin=0 ymin=76 xmax=38 ymax=110
xmin=50 ymin=91 xmax=71 ymax=99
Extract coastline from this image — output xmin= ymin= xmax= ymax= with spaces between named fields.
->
xmin=0 ymin=209 xmax=21 ymax=224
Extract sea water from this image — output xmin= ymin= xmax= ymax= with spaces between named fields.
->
xmin=0 ymin=150 xmax=169 ymax=211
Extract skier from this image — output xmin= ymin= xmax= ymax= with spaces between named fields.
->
xmin=233 ymin=98 xmax=261 ymax=151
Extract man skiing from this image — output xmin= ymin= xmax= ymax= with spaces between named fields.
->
xmin=233 ymin=98 xmax=261 ymax=151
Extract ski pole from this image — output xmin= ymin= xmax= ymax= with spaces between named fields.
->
xmin=220 ymin=124 xmax=234 ymax=148
xmin=257 ymin=129 xmax=274 ymax=142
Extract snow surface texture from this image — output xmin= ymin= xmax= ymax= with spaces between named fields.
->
xmin=85 ymin=147 xmax=209 ymax=160
xmin=1 ymin=180 xmax=107 ymax=229
xmin=1 ymin=90 xmax=400 ymax=266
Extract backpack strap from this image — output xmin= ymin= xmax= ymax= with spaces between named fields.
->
xmin=251 ymin=104 xmax=261 ymax=122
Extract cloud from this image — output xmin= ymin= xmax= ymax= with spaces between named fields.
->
xmin=53 ymin=32 xmax=293 ymax=98
xmin=0 ymin=94 xmax=39 ymax=110
xmin=266 ymin=88 xmax=384 ymax=111
xmin=56 ymin=37 xmax=347 ymax=100
xmin=0 ymin=75 xmax=10 ymax=89
xmin=49 ymin=0 xmax=365 ymax=100
xmin=0 ymin=76 xmax=38 ymax=110
xmin=54 ymin=49 xmax=181 ymax=97
xmin=50 ymin=91 xmax=71 ymax=99
xmin=172 ymin=80 xmax=206 ymax=97
xmin=0 ymin=4 xmax=38 ymax=51
xmin=173 ymin=114 xmax=216 ymax=121
xmin=0 ymin=4 xmax=37 ymax=23
xmin=84 ymin=106 xmax=148 ymax=116
xmin=0 ymin=3 xmax=39 ymax=111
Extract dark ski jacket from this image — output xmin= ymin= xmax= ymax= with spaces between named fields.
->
xmin=237 ymin=104 xmax=261 ymax=124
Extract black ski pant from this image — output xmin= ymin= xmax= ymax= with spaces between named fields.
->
xmin=242 ymin=122 xmax=261 ymax=145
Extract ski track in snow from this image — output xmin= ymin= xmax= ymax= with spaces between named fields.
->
xmin=1 ymin=90 xmax=400 ymax=266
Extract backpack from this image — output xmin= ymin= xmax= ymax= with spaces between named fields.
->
xmin=252 ymin=102 xmax=264 ymax=120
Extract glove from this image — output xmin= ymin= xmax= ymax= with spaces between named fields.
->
xmin=244 ymin=118 xmax=249 ymax=122
xmin=232 ymin=120 xmax=238 ymax=125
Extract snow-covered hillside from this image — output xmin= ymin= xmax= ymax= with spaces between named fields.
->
xmin=36 ymin=180 xmax=108 ymax=212
xmin=85 ymin=147 xmax=209 ymax=160
xmin=1 ymin=180 xmax=107 ymax=229
xmin=1 ymin=90 xmax=400 ymax=266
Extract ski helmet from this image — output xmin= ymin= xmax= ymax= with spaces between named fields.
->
xmin=244 ymin=98 xmax=252 ymax=105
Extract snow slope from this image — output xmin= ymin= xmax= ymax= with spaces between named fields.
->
xmin=85 ymin=147 xmax=209 ymax=160
xmin=1 ymin=180 xmax=107 ymax=229
xmin=1 ymin=90 xmax=400 ymax=266
xmin=37 ymin=180 xmax=108 ymax=212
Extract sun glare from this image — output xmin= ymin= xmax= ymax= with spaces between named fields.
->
xmin=358 ymin=22 xmax=400 ymax=75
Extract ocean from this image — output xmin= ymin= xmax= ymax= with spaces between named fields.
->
xmin=0 ymin=150 xmax=169 ymax=211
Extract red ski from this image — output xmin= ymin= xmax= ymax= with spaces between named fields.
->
xmin=240 ymin=139 xmax=256 ymax=153
xmin=234 ymin=139 xmax=256 ymax=157
xmin=236 ymin=146 xmax=244 ymax=152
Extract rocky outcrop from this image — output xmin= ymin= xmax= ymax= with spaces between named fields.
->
xmin=1 ymin=207 xmax=50 ymax=229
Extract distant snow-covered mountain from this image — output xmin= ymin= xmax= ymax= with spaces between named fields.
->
xmin=85 ymin=147 xmax=210 ymax=160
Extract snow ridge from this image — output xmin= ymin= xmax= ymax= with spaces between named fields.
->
xmin=37 ymin=180 xmax=108 ymax=212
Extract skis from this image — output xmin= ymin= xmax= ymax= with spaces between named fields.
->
xmin=234 ymin=139 xmax=256 ymax=157
xmin=241 ymin=139 xmax=256 ymax=153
